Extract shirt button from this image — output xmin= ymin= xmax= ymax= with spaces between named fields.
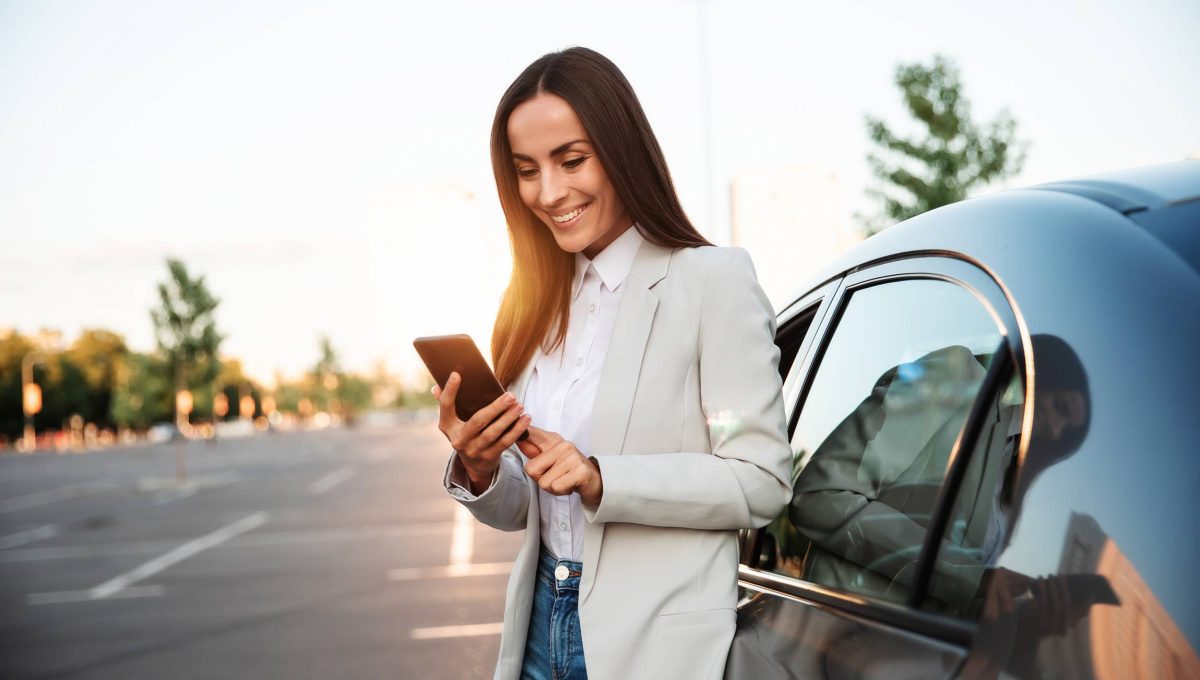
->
xmin=559 ymin=522 xmax=568 ymax=530
xmin=588 ymin=304 xmax=596 ymax=313
xmin=555 ymin=565 xmax=569 ymax=581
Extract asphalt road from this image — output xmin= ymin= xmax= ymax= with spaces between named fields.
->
xmin=0 ymin=422 xmax=522 ymax=680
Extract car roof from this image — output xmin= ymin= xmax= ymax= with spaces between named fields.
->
xmin=1028 ymin=159 xmax=1200 ymax=213
xmin=790 ymin=159 xmax=1200 ymax=300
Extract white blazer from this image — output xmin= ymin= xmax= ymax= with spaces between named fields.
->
xmin=442 ymin=240 xmax=792 ymax=680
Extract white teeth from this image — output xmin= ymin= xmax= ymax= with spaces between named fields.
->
xmin=552 ymin=204 xmax=588 ymax=223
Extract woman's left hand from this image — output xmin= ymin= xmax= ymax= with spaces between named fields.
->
xmin=518 ymin=426 xmax=604 ymax=506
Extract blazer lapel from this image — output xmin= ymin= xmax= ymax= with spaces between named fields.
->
xmin=581 ymin=238 xmax=672 ymax=602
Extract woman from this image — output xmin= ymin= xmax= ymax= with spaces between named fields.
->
xmin=436 ymin=47 xmax=791 ymax=680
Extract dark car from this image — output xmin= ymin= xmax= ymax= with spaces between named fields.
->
xmin=727 ymin=160 xmax=1200 ymax=679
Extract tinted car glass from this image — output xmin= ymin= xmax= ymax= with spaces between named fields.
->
xmin=921 ymin=371 xmax=1024 ymax=616
xmin=941 ymin=333 xmax=1200 ymax=678
xmin=776 ymin=305 xmax=817 ymax=380
xmin=764 ymin=278 xmax=1002 ymax=605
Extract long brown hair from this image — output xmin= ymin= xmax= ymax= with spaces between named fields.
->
xmin=490 ymin=47 xmax=711 ymax=386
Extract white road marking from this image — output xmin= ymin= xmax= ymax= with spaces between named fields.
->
xmin=410 ymin=622 xmax=503 ymax=640
xmin=27 ymin=585 xmax=164 ymax=606
xmin=449 ymin=504 xmax=474 ymax=567
xmin=0 ymin=521 xmax=455 ymax=563
xmin=0 ymin=524 xmax=57 ymax=550
xmin=89 ymin=512 xmax=268 ymax=599
xmin=0 ymin=480 xmax=116 ymax=514
xmin=388 ymin=562 xmax=512 ymax=581
xmin=309 ymin=467 xmax=355 ymax=495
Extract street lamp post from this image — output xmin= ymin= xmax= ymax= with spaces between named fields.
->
xmin=21 ymin=351 xmax=47 ymax=452
xmin=211 ymin=383 xmax=227 ymax=445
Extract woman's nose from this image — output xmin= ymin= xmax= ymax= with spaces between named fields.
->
xmin=538 ymin=171 xmax=568 ymax=207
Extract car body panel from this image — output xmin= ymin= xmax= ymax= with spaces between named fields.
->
xmin=731 ymin=161 xmax=1200 ymax=679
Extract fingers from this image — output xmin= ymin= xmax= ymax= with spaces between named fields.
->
xmin=546 ymin=460 xmax=592 ymax=495
xmin=524 ymin=441 xmax=592 ymax=495
xmin=525 ymin=426 xmax=563 ymax=450
xmin=461 ymin=391 xmax=517 ymax=439
xmin=525 ymin=441 xmax=568 ymax=478
xmin=436 ymin=372 xmax=461 ymax=426
xmin=516 ymin=439 xmax=542 ymax=459
xmin=483 ymin=412 xmax=532 ymax=458
xmin=478 ymin=402 xmax=525 ymax=448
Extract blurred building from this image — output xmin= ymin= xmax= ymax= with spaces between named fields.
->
xmin=1040 ymin=512 xmax=1199 ymax=680
xmin=729 ymin=166 xmax=861 ymax=312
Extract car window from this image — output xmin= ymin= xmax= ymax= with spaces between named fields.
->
xmin=776 ymin=305 xmax=817 ymax=380
xmin=925 ymin=333 xmax=1200 ymax=677
xmin=761 ymin=278 xmax=1003 ymax=606
xmin=920 ymin=371 xmax=1024 ymax=616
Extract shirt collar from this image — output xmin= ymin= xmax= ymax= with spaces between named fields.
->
xmin=572 ymin=225 xmax=644 ymax=298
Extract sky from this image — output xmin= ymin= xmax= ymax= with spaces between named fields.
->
xmin=2 ymin=0 xmax=1198 ymax=385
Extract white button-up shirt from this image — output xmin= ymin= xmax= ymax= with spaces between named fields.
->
xmin=446 ymin=226 xmax=643 ymax=562
xmin=525 ymin=225 xmax=642 ymax=561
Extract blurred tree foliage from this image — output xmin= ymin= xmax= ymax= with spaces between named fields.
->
xmin=2 ymin=261 xmax=437 ymax=445
xmin=395 ymin=372 xmax=437 ymax=409
xmin=66 ymin=329 xmax=127 ymax=426
xmin=0 ymin=332 xmax=38 ymax=441
xmin=2 ymin=323 xmax=428 ymax=444
xmin=151 ymin=258 xmax=223 ymax=420
xmin=110 ymin=352 xmax=172 ymax=430
xmin=862 ymin=54 xmax=1027 ymax=235
xmin=304 ymin=335 xmax=373 ymax=416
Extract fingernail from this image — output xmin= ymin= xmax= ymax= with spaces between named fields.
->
xmin=504 ymin=392 xmax=515 ymax=404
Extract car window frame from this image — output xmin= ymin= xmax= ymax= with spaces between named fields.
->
xmin=777 ymin=278 xmax=843 ymax=437
xmin=740 ymin=279 xmax=842 ymax=566
xmin=740 ymin=253 xmax=1030 ymax=647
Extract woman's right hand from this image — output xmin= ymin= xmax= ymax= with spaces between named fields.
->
xmin=433 ymin=372 xmax=531 ymax=494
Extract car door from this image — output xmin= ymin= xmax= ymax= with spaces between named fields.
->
xmin=727 ymin=256 xmax=1026 ymax=680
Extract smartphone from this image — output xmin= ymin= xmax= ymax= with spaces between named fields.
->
xmin=1061 ymin=573 xmax=1121 ymax=607
xmin=412 ymin=334 xmax=528 ymax=440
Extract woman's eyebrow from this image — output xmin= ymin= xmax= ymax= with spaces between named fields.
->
xmin=511 ymin=139 xmax=590 ymax=161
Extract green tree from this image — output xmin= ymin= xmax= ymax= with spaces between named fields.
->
xmin=862 ymin=54 xmax=1027 ymax=235
xmin=336 ymin=373 xmax=373 ymax=416
xmin=111 ymin=352 xmax=172 ymax=430
xmin=395 ymin=372 xmax=437 ymax=410
xmin=65 ymin=329 xmax=127 ymax=428
xmin=311 ymin=334 xmax=341 ymax=412
xmin=150 ymin=258 xmax=223 ymax=423
xmin=37 ymin=355 xmax=89 ymax=433
xmin=215 ymin=359 xmax=259 ymax=421
xmin=0 ymin=331 xmax=37 ymax=442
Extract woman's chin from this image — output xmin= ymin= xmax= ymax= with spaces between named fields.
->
xmin=548 ymin=231 xmax=588 ymax=254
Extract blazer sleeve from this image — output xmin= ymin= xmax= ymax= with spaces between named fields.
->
xmin=441 ymin=448 xmax=530 ymax=532
xmin=586 ymin=248 xmax=792 ymax=530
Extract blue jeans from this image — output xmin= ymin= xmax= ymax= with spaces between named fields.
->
xmin=521 ymin=549 xmax=588 ymax=680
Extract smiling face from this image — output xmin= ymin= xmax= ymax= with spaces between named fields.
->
xmin=507 ymin=93 xmax=633 ymax=259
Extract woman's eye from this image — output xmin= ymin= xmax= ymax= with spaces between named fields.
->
xmin=563 ymin=157 xmax=587 ymax=170
xmin=516 ymin=168 xmax=538 ymax=179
